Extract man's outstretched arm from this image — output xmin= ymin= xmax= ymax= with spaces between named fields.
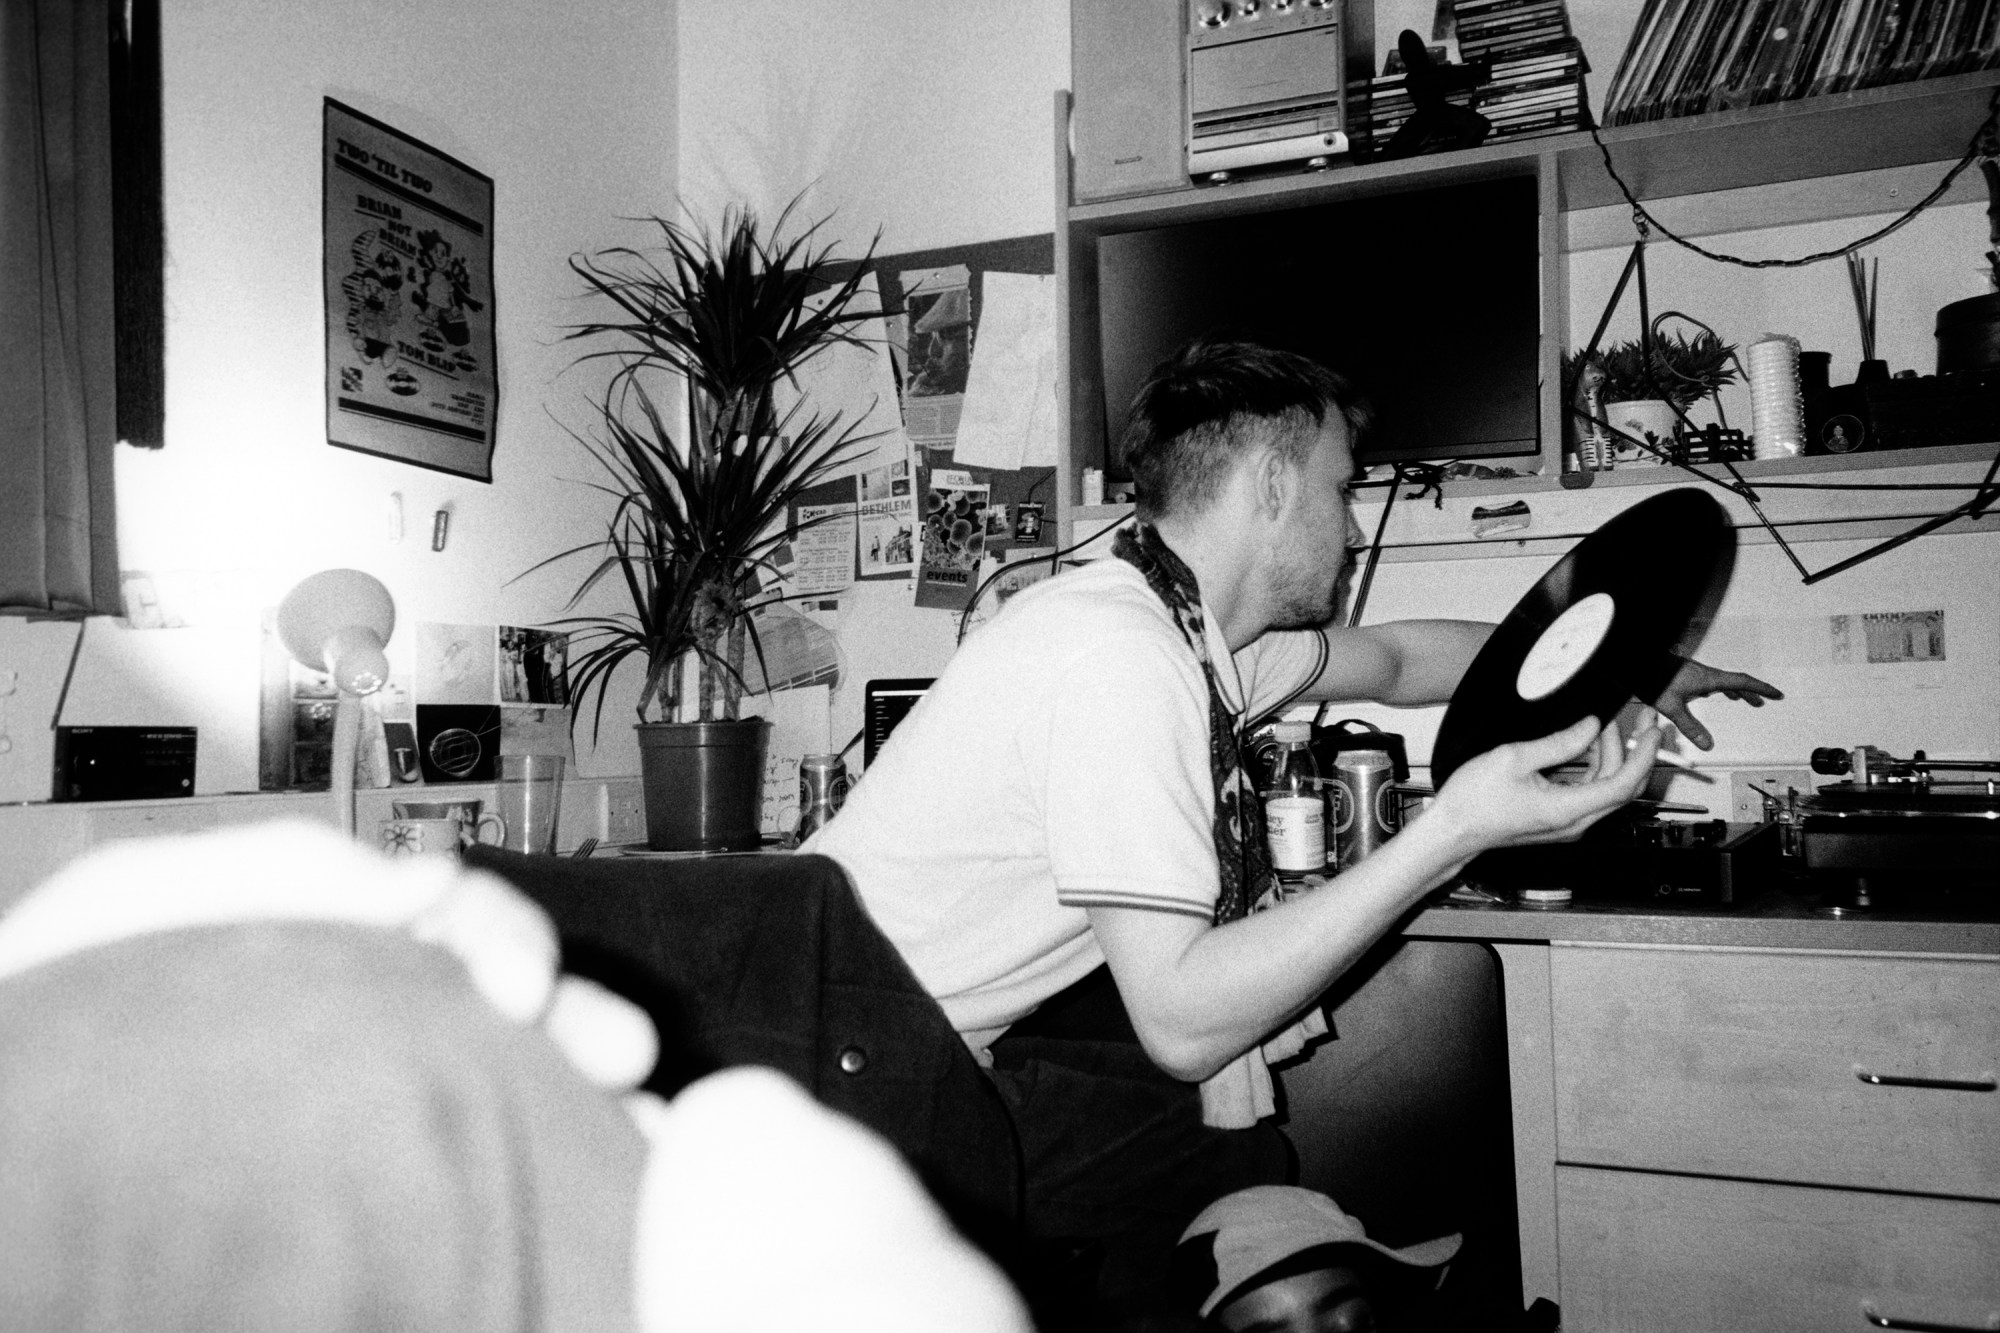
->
xmin=1304 ymin=621 xmax=1782 ymax=749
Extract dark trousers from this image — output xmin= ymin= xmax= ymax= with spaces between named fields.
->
xmin=987 ymin=969 xmax=1294 ymax=1329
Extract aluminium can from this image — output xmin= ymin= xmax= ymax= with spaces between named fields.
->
xmin=795 ymin=753 xmax=850 ymax=842
xmin=1330 ymin=747 xmax=1398 ymax=869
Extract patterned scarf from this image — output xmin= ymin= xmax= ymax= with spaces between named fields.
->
xmin=1113 ymin=522 xmax=1274 ymax=925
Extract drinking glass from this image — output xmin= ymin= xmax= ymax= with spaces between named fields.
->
xmin=494 ymin=754 xmax=565 ymax=854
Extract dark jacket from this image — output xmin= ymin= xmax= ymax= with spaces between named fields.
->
xmin=464 ymin=845 xmax=1022 ymax=1253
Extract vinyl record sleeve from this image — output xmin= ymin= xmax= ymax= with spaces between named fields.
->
xmin=1430 ymin=488 xmax=1736 ymax=785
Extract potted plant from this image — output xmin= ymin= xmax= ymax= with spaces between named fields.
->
xmin=529 ymin=199 xmax=880 ymax=850
xmin=1566 ymin=329 xmax=1739 ymax=464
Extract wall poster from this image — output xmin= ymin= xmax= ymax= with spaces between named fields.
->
xmin=322 ymin=98 xmax=497 ymax=481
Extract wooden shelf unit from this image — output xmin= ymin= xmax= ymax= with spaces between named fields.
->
xmin=1055 ymin=69 xmax=2000 ymax=548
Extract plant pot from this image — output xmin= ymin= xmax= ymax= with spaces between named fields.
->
xmin=635 ymin=718 xmax=770 ymax=851
xmin=1603 ymin=399 xmax=1679 ymax=463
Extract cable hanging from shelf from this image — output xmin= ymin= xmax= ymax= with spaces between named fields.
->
xmin=1553 ymin=78 xmax=2000 ymax=585
xmin=1585 ymin=82 xmax=2000 ymax=270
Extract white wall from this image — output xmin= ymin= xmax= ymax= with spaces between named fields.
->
xmin=677 ymin=0 xmax=1071 ymax=754
xmin=0 ymin=0 xmax=677 ymax=801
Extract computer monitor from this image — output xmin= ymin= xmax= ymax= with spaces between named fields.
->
xmin=1093 ymin=175 xmax=1542 ymax=468
xmin=864 ymin=678 xmax=935 ymax=768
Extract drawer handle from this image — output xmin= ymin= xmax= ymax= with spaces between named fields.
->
xmin=1861 ymin=1302 xmax=2000 ymax=1331
xmin=1853 ymin=1065 xmax=1998 ymax=1093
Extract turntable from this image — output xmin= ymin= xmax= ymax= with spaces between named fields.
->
xmin=1795 ymin=745 xmax=2000 ymax=911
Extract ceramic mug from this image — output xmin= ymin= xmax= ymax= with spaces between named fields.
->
xmin=392 ymin=798 xmax=504 ymax=848
xmin=379 ymin=817 xmax=465 ymax=859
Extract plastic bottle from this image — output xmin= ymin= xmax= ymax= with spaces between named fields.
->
xmin=1263 ymin=721 xmax=1326 ymax=877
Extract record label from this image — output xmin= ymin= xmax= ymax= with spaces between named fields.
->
xmin=1515 ymin=592 xmax=1616 ymax=701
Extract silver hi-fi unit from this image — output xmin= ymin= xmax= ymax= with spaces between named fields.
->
xmin=1187 ymin=0 xmax=1356 ymax=183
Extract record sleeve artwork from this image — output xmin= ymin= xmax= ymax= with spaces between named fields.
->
xmin=1430 ymin=488 xmax=1737 ymax=785
xmin=323 ymin=99 xmax=497 ymax=481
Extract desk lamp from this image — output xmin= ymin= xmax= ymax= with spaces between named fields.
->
xmin=276 ymin=570 xmax=395 ymax=836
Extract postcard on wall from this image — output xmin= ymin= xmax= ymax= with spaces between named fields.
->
xmin=898 ymin=264 xmax=971 ymax=452
xmin=415 ymin=622 xmax=497 ymax=705
xmin=856 ymin=454 xmax=917 ymax=579
xmin=498 ymin=626 xmax=568 ymax=706
xmin=914 ymin=467 xmax=990 ymax=611
xmin=322 ymin=99 xmax=497 ymax=482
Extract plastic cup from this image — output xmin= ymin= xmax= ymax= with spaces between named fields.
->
xmin=494 ymin=754 xmax=565 ymax=854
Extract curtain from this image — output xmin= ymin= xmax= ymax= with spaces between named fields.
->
xmin=0 ymin=0 xmax=157 ymax=616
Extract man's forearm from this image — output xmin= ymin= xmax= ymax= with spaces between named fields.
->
xmin=1088 ymin=810 xmax=1478 ymax=1082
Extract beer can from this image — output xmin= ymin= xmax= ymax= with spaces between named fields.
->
xmin=1329 ymin=748 xmax=1398 ymax=869
xmin=795 ymin=753 xmax=849 ymax=842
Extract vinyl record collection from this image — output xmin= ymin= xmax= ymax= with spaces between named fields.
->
xmin=1603 ymin=0 xmax=2000 ymax=127
xmin=1356 ymin=0 xmax=1588 ymax=151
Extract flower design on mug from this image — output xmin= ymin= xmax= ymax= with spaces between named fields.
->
xmin=383 ymin=825 xmax=426 ymax=856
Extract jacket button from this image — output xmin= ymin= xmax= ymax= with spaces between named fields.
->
xmin=838 ymin=1046 xmax=868 ymax=1075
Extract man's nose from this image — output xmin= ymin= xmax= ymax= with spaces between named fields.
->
xmin=1344 ymin=508 xmax=1364 ymax=550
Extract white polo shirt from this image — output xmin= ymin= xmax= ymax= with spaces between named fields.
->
xmin=806 ymin=557 xmax=1324 ymax=1054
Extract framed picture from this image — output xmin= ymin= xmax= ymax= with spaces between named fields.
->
xmin=322 ymin=98 xmax=497 ymax=481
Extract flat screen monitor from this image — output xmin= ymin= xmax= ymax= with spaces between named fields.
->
xmin=1094 ymin=175 xmax=1541 ymax=468
xmin=864 ymin=677 xmax=934 ymax=769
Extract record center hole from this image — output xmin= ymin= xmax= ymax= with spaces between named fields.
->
xmin=1515 ymin=592 xmax=1616 ymax=702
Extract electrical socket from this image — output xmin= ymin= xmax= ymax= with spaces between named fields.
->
xmin=603 ymin=778 xmax=646 ymax=846
xmin=1731 ymin=768 xmax=1812 ymax=823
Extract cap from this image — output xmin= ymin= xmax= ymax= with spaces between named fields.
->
xmin=1272 ymin=721 xmax=1312 ymax=743
xmin=1174 ymin=1186 xmax=1461 ymax=1319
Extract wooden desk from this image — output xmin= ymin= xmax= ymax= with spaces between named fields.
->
xmin=1390 ymin=897 xmax=2000 ymax=1332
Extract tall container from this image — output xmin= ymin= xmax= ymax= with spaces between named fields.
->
xmin=635 ymin=719 xmax=770 ymax=852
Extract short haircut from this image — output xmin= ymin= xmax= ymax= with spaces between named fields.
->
xmin=1118 ymin=338 xmax=1371 ymax=521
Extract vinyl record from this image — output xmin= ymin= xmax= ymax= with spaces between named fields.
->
xmin=1430 ymin=488 xmax=1736 ymax=785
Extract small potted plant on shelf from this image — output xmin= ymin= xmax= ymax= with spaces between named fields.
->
xmin=1566 ymin=329 xmax=1739 ymax=465
xmin=527 ymin=198 xmax=880 ymax=850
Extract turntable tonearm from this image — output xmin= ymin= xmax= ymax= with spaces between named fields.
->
xmin=1795 ymin=745 xmax=2000 ymax=909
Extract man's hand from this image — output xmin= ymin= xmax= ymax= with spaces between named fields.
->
xmin=1655 ymin=659 xmax=1783 ymax=750
xmin=1431 ymin=712 xmax=1661 ymax=855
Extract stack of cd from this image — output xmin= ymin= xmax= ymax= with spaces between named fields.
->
xmin=1746 ymin=333 xmax=1806 ymax=460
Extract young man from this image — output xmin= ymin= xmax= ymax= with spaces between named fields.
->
xmin=1173 ymin=1186 xmax=1460 ymax=1333
xmin=806 ymin=339 xmax=1777 ymax=1314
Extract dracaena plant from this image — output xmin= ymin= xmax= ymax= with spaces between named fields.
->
xmin=523 ymin=198 xmax=881 ymax=740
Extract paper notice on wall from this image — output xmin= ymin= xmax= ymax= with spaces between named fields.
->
xmin=899 ymin=264 xmax=971 ymax=452
xmin=785 ymin=272 xmax=910 ymax=479
xmin=857 ymin=453 xmax=917 ymax=578
xmin=915 ymin=467 xmax=990 ymax=612
xmin=790 ymin=498 xmax=857 ymax=596
xmin=1831 ymin=610 xmax=1946 ymax=664
xmin=741 ymin=683 xmax=831 ymax=839
xmin=953 ymin=272 xmax=1058 ymax=471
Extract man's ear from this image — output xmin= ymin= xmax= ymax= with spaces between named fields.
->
xmin=1250 ymin=441 xmax=1293 ymax=521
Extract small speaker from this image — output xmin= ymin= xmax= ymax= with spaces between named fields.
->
xmin=1071 ymin=0 xmax=1187 ymax=203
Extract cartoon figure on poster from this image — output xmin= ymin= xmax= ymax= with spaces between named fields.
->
xmin=339 ymin=230 xmax=407 ymax=368
xmin=411 ymin=228 xmax=483 ymax=356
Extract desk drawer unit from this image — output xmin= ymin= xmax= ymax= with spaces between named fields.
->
xmin=1555 ymin=1166 xmax=2000 ymax=1333
xmin=1549 ymin=946 xmax=2000 ymax=1199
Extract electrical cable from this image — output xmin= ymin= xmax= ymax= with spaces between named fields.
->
xmin=1343 ymin=463 xmax=1406 ymax=630
xmin=1584 ymin=82 xmax=2000 ymax=271
xmin=955 ymin=511 xmax=1134 ymax=644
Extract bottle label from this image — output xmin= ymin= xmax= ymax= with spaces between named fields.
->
xmin=1265 ymin=794 xmax=1326 ymax=872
